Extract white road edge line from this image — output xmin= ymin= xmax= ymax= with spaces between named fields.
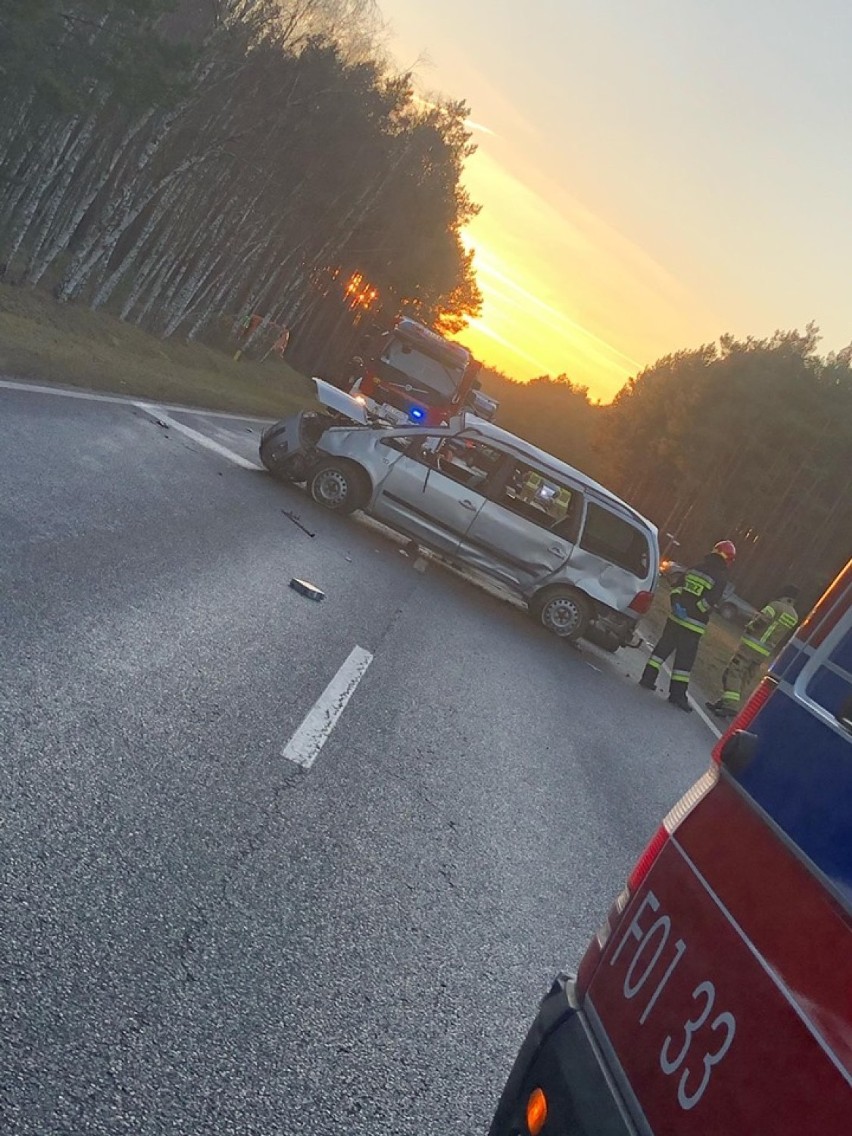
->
xmin=135 ymin=403 xmax=263 ymax=471
xmin=282 ymin=646 xmax=374 ymax=770
xmin=659 ymin=659 xmax=722 ymax=738
xmin=0 ymin=376 xmax=274 ymax=423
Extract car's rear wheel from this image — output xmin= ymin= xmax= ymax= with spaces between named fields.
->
xmin=530 ymin=587 xmax=591 ymax=641
xmin=308 ymin=459 xmax=370 ymax=515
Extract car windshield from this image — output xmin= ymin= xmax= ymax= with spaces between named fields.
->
xmin=378 ymin=339 xmax=463 ymax=400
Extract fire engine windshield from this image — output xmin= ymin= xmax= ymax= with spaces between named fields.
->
xmin=379 ymin=339 xmax=464 ymax=401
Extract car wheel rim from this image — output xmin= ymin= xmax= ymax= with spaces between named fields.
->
xmin=542 ymin=596 xmax=581 ymax=636
xmin=315 ymin=468 xmax=349 ymax=507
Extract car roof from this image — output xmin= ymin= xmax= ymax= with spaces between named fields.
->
xmin=458 ymin=415 xmax=657 ymax=537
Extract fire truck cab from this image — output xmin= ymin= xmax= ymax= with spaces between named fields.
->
xmin=348 ymin=316 xmax=484 ymax=427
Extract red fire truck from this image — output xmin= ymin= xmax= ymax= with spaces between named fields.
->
xmin=347 ymin=317 xmax=487 ymax=426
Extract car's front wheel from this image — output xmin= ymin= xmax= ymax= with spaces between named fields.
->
xmin=530 ymin=587 xmax=591 ymax=641
xmin=308 ymin=459 xmax=370 ymax=515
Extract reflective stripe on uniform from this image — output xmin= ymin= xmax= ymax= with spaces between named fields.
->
xmin=646 ymin=656 xmax=663 ymax=671
xmin=671 ymin=669 xmax=691 ymax=684
xmin=671 ymin=614 xmax=707 ymax=635
xmin=683 ymin=574 xmax=712 ymax=597
xmin=722 ymin=690 xmax=741 ymax=706
xmin=687 ymin=571 xmax=715 ymax=588
xmin=745 ymin=602 xmax=799 ymax=654
xmin=741 ymin=636 xmax=772 ymax=657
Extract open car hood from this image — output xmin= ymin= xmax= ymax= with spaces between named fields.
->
xmin=312 ymin=377 xmax=369 ymax=425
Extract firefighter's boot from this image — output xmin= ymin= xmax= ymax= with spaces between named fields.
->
xmin=668 ymin=690 xmax=693 ymax=712
xmin=705 ymin=699 xmax=733 ymax=719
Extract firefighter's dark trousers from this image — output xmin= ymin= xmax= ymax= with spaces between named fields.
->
xmin=640 ymin=618 xmax=701 ymax=701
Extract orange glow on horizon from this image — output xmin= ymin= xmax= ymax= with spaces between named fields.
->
xmin=442 ymin=144 xmax=721 ymax=403
xmin=457 ymin=230 xmax=639 ymax=398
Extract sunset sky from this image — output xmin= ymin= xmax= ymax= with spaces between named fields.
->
xmin=381 ymin=0 xmax=852 ymax=402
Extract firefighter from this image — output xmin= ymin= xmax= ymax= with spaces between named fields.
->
xmin=639 ymin=540 xmax=736 ymax=712
xmin=706 ymin=585 xmax=800 ymax=719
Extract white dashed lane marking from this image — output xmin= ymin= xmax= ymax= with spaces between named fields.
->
xmin=281 ymin=646 xmax=374 ymax=770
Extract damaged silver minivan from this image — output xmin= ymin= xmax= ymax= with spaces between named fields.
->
xmin=260 ymin=382 xmax=659 ymax=648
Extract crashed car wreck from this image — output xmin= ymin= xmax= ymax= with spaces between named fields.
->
xmin=260 ymin=380 xmax=658 ymax=649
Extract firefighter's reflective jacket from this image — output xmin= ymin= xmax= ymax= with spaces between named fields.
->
xmin=670 ymin=553 xmax=729 ymax=635
xmin=741 ymin=597 xmax=799 ymax=657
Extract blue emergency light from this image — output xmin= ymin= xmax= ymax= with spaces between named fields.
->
xmin=409 ymin=406 xmax=426 ymax=422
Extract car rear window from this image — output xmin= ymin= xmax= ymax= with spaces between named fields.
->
xmin=579 ymin=503 xmax=650 ymax=578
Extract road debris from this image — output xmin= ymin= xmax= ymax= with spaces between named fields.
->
xmin=282 ymin=509 xmax=315 ymax=538
xmin=289 ymin=578 xmax=325 ymax=602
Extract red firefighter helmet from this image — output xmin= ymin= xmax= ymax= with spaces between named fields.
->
xmin=713 ymin=540 xmax=737 ymax=564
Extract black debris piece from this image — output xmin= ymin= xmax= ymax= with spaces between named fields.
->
xmin=282 ymin=509 xmax=315 ymax=538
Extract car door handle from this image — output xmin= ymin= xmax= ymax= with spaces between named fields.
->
xmin=460 ymin=499 xmax=478 ymax=510
xmin=549 ymin=544 xmax=568 ymax=556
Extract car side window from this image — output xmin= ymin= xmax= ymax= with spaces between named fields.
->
xmin=379 ymin=435 xmax=502 ymax=492
xmin=380 ymin=432 xmax=432 ymax=455
xmin=580 ymin=502 xmax=650 ymax=577
xmin=498 ymin=462 xmax=580 ymax=535
xmin=432 ymin=438 xmax=503 ymax=490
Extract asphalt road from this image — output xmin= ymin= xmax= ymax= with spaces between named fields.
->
xmin=0 ymin=380 xmax=715 ymax=1135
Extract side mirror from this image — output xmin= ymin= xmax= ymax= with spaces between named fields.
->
xmin=718 ymin=729 xmax=758 ymax=775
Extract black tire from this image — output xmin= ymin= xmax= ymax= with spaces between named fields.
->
xmin=529 ymin=587 xmax=591 ymax=641
xmin=308 ymin=458 xmax=370 ymax=515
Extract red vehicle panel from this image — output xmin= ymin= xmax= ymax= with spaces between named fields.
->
xmin=586 ymin=815 xmax=851 ymax=1135
xmin=490 ymin=562 xmax=852 ymax=1136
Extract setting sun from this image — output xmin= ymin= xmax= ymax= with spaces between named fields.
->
xmin=453 ymin=147 xmax=711 ymax=401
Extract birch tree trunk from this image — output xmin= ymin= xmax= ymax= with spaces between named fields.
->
xmin=92 ymin=175 xmax=183 ymax=309
xmin=2 ymin=118 xmax=78 ymax=265
xmin=27 ymin=110 xmax=157 ymax=288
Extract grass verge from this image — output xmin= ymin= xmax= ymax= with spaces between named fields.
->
xmin=0 ymin=283 xmax=316 ymax=418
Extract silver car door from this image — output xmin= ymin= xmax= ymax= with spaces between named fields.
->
xmin=457 ymin=462 xmax=580 ymax=588
xmin=371 ymin=436 xmax=495 ymax=554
